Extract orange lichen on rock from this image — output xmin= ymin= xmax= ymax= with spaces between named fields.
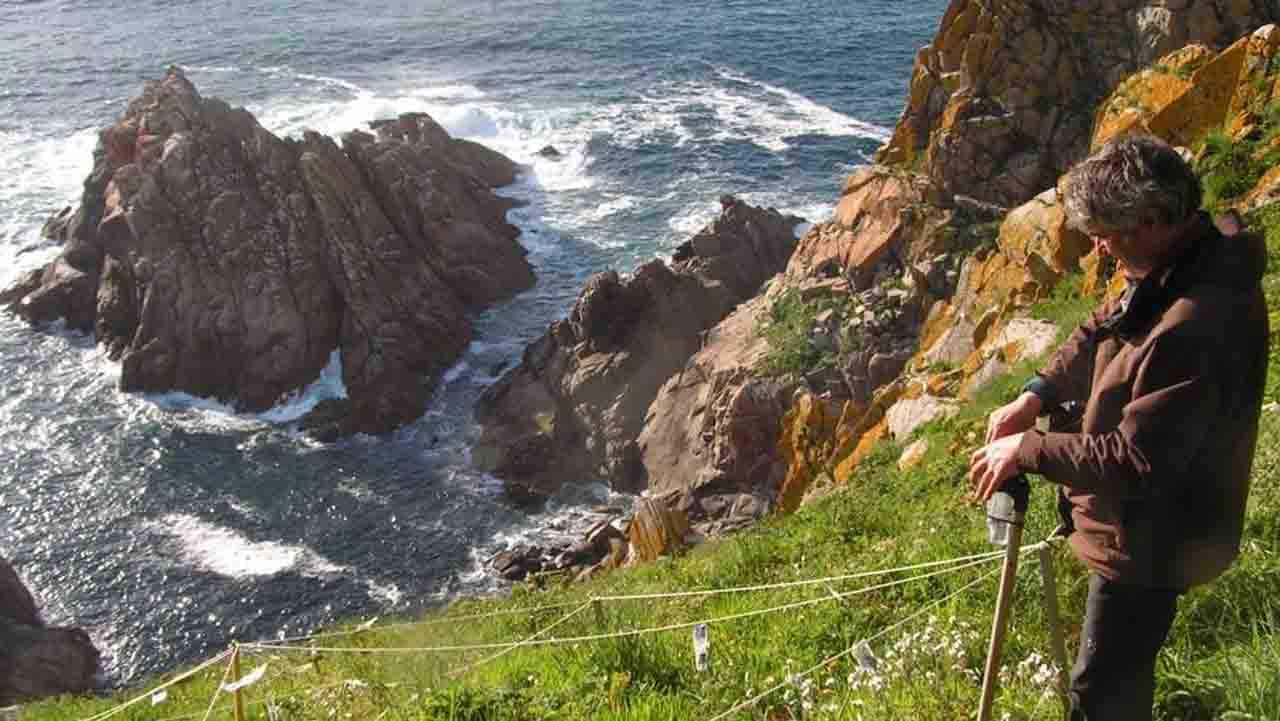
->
xmin=776 ymin=393 xmax=840 ymax=514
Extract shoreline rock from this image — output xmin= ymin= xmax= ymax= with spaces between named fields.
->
xmin=1 ymin=557 xmax=100 ymax=706
xmin=1 ymin=67 xmax=534 ymax=438
xmin=474 ymin=197 xmax=804 ymax=497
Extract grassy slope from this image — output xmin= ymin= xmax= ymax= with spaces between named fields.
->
xmin=25 ymin=210 xmax=1279 ymax=721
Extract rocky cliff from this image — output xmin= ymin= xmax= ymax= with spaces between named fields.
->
xmin=475 ymin=197 xmax=803 ymax=498
xmin=877 ymin=0 xmax=1278 ymax=208
xmin=2 ymin=67 xmax=533 ymax=437
xmin=481 ymin=6 xmax=1280 ymax=569
xmin=782 ymin=21 xmax=1280 ymax=501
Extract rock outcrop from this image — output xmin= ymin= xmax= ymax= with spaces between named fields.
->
xmin=1 ymin=67 xmax=533 ymax=437
xmin=778 ymin=22 xmax=1280 ymax=503
xmin=0 ymin=557 xmax=99 ymax=705
xmin=637 ymin=292 xmax=795 ymax=524
xmin=877 ymin=0 xmax=1279 ymax=208
xmin=474 ymin=198 xmax=802 ymax=496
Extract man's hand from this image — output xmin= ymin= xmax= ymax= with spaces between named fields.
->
xmin=969 ymin=433 xmax=1024 ymax=501
xmin=985 ymin=391 xmax=1043 ymax=444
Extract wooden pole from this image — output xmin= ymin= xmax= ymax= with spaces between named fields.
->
xmin=231 ymin=643 xmax=246 ymax=721
xmin=1037 ymin=544 xmax=1072 ymax=720
xmin=977 ymin=510 xmax=1025 ymax=721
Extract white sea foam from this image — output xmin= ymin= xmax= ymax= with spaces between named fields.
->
xmin=148 ymin=514 xmax=344 ymax=579
xmin=257 ymin=350 xmax=348 ymax=423
xmin=441 ymin=360 xmax=469 ymax=385
xmin=178 ymin=64 xmax=243 ymax=74
xmin=134 ymin=350 xmax=347 ymax=428
xmin=712 ymin=67 xmax=893 ymax=151
xmin=0 ymin=126 xmax=98 ymax=285
xmin=667 ymin=198 xmax=722 ymax=241
xmin=585 ymin=194 xmax=638 ymax=221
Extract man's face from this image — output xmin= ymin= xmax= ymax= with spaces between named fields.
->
xmin=1090 ymin=227 xmax=1154 ymax=278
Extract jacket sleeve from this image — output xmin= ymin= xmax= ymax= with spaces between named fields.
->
xmin=1029 ymin=302 xmax=1114 ymax=408
xmin=1015 ymin=323 xmax=1219 ymax=499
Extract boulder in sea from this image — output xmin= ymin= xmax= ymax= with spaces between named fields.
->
xmin=1 ymin=66 xmax=534 ymax=438
xmin=0 ymin=556 xmax=100 ymax=705
xmin=536 ymin=145 xmax=562 ymax=160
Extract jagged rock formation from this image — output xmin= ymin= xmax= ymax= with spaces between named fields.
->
xmin=474 ymin=198 xmax=803 ymax=496
xmin=637 ymin=292 xmax=793 ymax=523
xmin=1 ymin=67 xmax=533 ymax=437
xmin=780 ymin=22 xmax=1280 ymax=499
xmin=0 ymin=557 xmax=99 ymax=705
xmin=877 ymin=0 xmax=1278 ymax=208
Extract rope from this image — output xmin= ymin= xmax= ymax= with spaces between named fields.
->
xmin=198 ymin=653 xmax=236 ymax=721
xmin=262 ymin=600 xmax=586 ymax=645
xmin=448 ymin=600 xmax=594 ymax=678
xmin=254 ymin=550 xmax=1009 ymax=648
xmin=79 ymin=649 xmax=232 ymax=721
xmin=154 ymin=678 xmax=373 ymax=721
xmin=705 ymin=563 xmax=1005 ymax=721
xmin=242 ymin=549 xmax=1032 ymax=657
xmin=592 ymin=547 xmax=1011 ymax=601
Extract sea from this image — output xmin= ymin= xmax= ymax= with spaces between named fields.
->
xmin=0 ymin=0 xmax=943 ymax=685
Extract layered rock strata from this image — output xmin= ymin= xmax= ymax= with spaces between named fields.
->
xmin=878 ymin=0 xmax=1279 ymax=208
xmin=474 ymin=198 xmax=803 ymax=496
xmin=2 ymin=67 xmax=533 ymax=436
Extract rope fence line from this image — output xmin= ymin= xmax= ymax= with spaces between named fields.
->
xmin=80 ymin=649 xmax=233 ymax=721
xmin=241 ymin=549 xmax=1035 ymax=657
xmin=244 ymin=547 xmax=1014 ymax=649
xmin=74 ymin=542 xmax=1047 ymax=721
xmin=591 ymin=547 xmax=1012 ymax=601
xmin=197 ymin=653 xmax=236 ymax=721
xmin=448 ymin=600 xmax=595 ymax=678
xmin=153 ymin=678 xmax=383 ymax=721
xmin=705 ymin=564 xmax=1006 ymax=721
xmin=261 ymin=600 xmax=587 ymax=645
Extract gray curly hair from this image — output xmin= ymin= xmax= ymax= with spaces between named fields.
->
xmin=1062 ymin=134 xmax=1202 ymax=236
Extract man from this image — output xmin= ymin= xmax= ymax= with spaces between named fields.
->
xmin=968 ymin=134 xmax=1269 ymax=721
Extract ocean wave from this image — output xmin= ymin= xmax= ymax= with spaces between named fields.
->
xmin=714 ymin=66 xmax=893 ymax=146
xmin=146 ymin=513 xmax=344 ymax=579
xmin=0 ymin=125 xmax=97 ymax=281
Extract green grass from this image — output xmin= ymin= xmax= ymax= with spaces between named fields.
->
xmin=1195 ymin=99 xmax=1280 ymax=214
xmin=26 ymin=216 xmax=1278 ymax=720
xmin=755 ymin=288 xmax=854 ymax=379
xmin=1197 ymin=130 xmax=1269 ymax=212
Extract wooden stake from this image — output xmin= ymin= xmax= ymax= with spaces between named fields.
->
xmin=1037 ymin=544 xmax=1072 ymax=720
xmin=231 ymin=643 xmax=246 ymax=721
xmin=977 ymin=510 xmax=1025 ymax=721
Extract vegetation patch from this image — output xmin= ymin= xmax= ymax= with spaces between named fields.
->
xmin=755 ymin=288 xmax=854 ymax=379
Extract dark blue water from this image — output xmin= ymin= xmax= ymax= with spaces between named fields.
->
xmin=0 ymin=0 xmax=943 ymax=684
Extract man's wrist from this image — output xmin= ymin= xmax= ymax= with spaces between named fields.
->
xmin=1018 ymin=392 xmax=1043 ymax=418
xmin=1021 ymin=376 xmax=1056 ymax=411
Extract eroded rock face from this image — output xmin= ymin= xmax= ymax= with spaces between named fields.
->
xmin=877 ymin=0 xmax=1279 ymax=207
xmin=474 ymin=198 xmax=802 ymax=495
xmin=638 ymin=294 xmax=793 ymax=520
xmin=1 ymin=67 xmax=532 ymax=437
xmin=0 ymin=557 xmax=99 ymax=706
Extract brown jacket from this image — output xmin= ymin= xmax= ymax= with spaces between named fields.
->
xmin=1016 ymin=213 xmax=1270 ymax=590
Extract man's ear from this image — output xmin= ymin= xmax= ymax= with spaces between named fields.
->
xmin=1214 ymin=210 xmax=1243 ymax=237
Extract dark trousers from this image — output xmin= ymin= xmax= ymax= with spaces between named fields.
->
xmin=1069 ymin=574 xmax=1180 ymax=721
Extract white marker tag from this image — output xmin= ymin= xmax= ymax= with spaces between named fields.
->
xmin=693 ymin=623 xmax=710 ymax=673
xmin=223 ymin=664 xmax=268 ymax=693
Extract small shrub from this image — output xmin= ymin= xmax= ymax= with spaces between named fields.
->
xmin=756 ymin=289 xmax=851 ymax=378
xmin=1196 ymin=130 xmax=1266 ymax=212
